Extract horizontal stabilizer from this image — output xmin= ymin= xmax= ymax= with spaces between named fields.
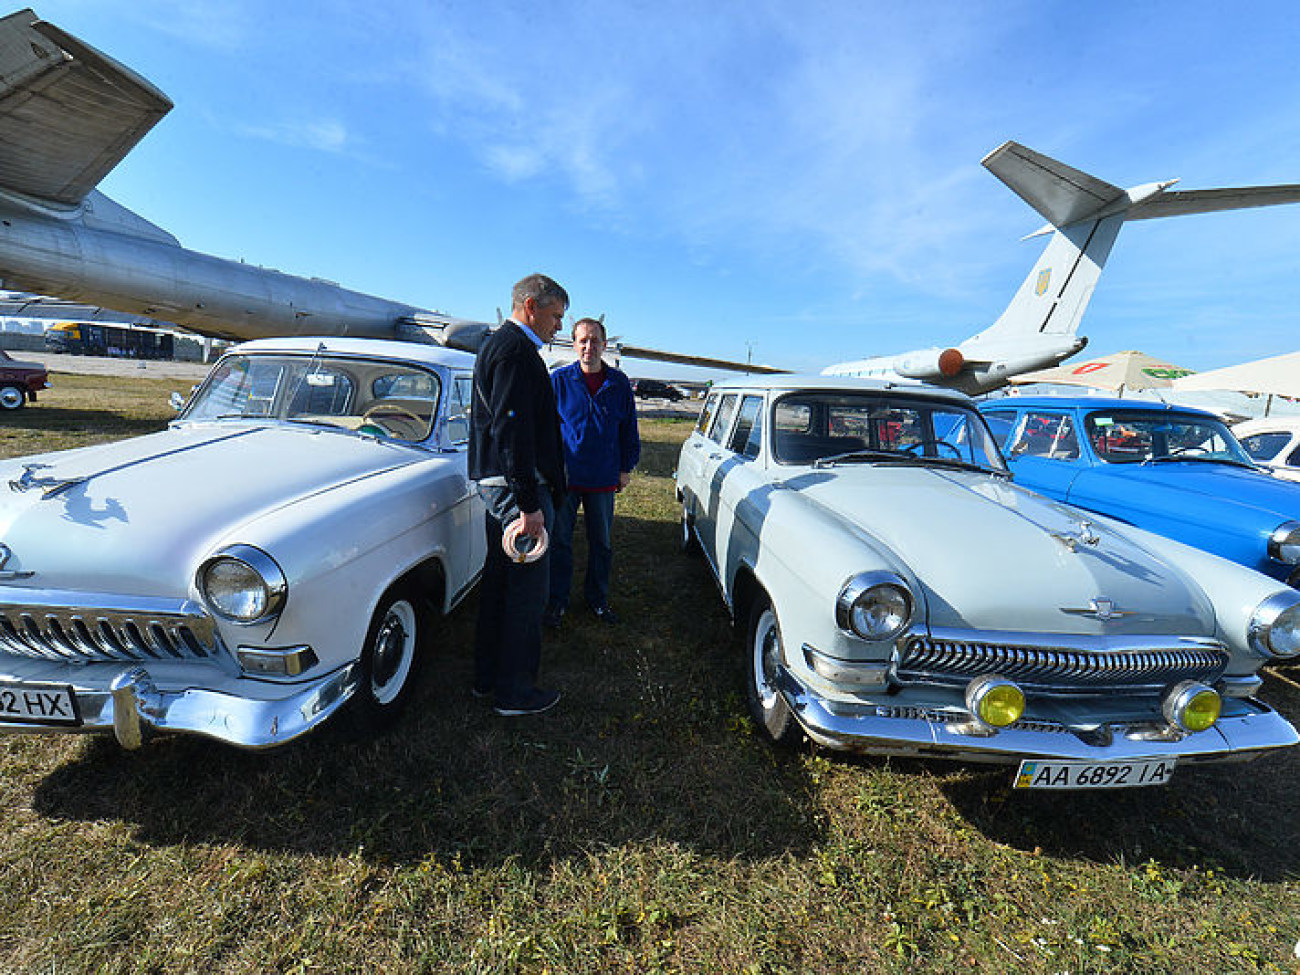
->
xmin=982 ymin=141 xmax=1125 ymax=228
xmin=1127 ymin=185 xmax=1300 ymax=220
xmin=0 ymin=8 xmax=172 ymax=205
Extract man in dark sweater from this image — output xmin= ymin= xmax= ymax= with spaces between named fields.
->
xmin=468 ymin=273 xmax=568 ymax=716
xmin=546 ymin=317 xmax=640 ymax=626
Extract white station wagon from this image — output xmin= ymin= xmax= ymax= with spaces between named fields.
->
xmin=677 ymin=376 xmax=1300 ymax=790
xmin=0 ymin=337 xmax=485 ymax=749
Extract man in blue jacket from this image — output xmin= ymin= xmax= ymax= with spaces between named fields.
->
xmin=546 ymin=317 xmax=641 ymax=626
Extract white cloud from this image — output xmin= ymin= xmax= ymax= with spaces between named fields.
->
xmin=237 ymin=118 xmax=350 ymax=154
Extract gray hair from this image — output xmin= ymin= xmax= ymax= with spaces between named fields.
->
xmin=511 ymin=273 xmax=569 ymax=312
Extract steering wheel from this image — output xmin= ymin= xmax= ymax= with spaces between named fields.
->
xmin=360 ymin=404 xmax=427 ymax=440
xmin=901 ymin=439 xmax=963 ymax=460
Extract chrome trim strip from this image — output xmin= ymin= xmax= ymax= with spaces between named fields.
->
xmin=774 ymin=665 xmax=1299 ymax=765
xmin=0 ymin=591 xmax=218 ymax=662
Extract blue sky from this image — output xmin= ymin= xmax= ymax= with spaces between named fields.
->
xmin=33 ymin=0 xmax=1300 ymax=377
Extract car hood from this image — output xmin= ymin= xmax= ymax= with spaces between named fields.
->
xmin=791 ymin=465 xmax=1215 ymax=637
xmin=0 ymin=422 xmax=426 ymax=595
xmin=1073 ymin=461 xmax=1300 ymax=520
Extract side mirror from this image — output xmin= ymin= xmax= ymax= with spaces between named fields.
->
xmin=169 ymin=391 xmax=187 ymax=412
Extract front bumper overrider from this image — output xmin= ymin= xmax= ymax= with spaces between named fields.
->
xmin=775 ymin=665 xmax=1300 ymax=764
xmin=0 ymin=663 xmax=358 ymax=749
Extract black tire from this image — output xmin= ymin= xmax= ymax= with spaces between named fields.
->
xmin=746 ymin=594 xmax=799 ymax=744
xmin=349 ymin=585 xmax=427 ymax=731
xmin=0 ymin=385 xmax=26 ymax=411
xmin=680 ymin=501 xmax=701 ymax=555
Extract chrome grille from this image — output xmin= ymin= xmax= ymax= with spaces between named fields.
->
xmin=899 ymin=633 xmax=1228 ymax=694
xmin=0 ymin=592 xmax=219 ymax=663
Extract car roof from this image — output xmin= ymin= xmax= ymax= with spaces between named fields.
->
xmin=229 ymin=335 xmax=476 ymax=369
xmin=979 ymin=395 xmax=1219 ymax=419
xmin=709 ymin=374 xmax=975 ymax=405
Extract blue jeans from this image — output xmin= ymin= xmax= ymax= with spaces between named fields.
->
xmin=549 ymin=489 xmax=615 ymax=610
xmin=474 ymin=486 xmax=554 ymax=703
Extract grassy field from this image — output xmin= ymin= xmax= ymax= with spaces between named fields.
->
xmin=1 ymin=371 xmax=1299 ymax=973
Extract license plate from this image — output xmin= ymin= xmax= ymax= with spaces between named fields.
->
xmin=1014 ymin=757 xmax=1176 ymax=790
xmin=0 ymin=681 xmax=81 ymax=726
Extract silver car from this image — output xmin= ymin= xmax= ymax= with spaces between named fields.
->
xmin=676 ymin=376 xmax=1300 ymax=790
xmin=0 ymin=337 xmax=484 ymax=749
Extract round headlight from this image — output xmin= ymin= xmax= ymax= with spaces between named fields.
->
xmin=1268 ymin=521 xmax=1300 ymax=564
xmin=965 ymin=675 xmax=1025 ymax=728
xmin=836 ymin=572 xmax=913 ymax=641
xmin=197 ymin=545 xmax=286 ymax=623
xmin=1248 ymin=591 xmax=1300 ymax=659
xmin=1163 ymin=680 xmax=1221 ymax=733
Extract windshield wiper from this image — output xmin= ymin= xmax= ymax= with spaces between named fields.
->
xmin=812 ymin=449 xmax=910 ymax=468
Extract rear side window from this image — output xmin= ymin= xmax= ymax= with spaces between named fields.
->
xmin=728 ymin=395 xmax=764 ymax=459
xmin=1240 ymin=431 xmax=1290 ymax=461
xmin=707 ymin=394 xmax=738 ymax=445
xmin=696 ymin=394 xmax=719 ymax=434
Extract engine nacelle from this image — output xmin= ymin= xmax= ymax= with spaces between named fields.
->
xmin=894 ymin=347 xmax=965 ymax=380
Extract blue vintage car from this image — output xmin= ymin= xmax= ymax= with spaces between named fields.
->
xmin=979 ymin=396 xmax=1300 ymax=588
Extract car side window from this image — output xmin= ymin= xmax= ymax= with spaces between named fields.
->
xmin=981 ymin=411 xmax=1016 ymax=450
xmin=1009 ymin=411 xmax=1079 ymax=460
xmin=446 ymin=373 xmax=472 ymax=445
xmin=1239 ymin=432 xmax=1290 ymax=461
xmin=697 ymin=394 xmax=719 ymax=434
xmin=1288 ymin=443 xmax=1300 ymax=467
xmin=708 ymin=394 xmax=738 ymax=445
xmin=728 ymin=395 xmax=764 ymax=459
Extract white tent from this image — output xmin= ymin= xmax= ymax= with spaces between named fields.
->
xmin=1172 ymin=351 xmax=1300 ymax=403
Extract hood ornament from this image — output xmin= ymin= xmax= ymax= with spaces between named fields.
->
xmin=1062 ymin=597 xmax=1132 ymax=622
xmin=1051 ymin=519 xmax=1099 ymax=552
xmin=0 ymin=542 xmax=34 ymax=580
xmin=8 ymin=463 xmax=85 ymax=499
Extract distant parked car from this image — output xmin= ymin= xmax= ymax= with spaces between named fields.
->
xmin=631 ymin=378 xmax=684 ymax=402
xmin=1235 ymin=416 xmax=1300 ymax=484
xmin=980 ymin=396 xmax=1300 ymax=588
xmin=677 ymin=376 xmax=1300 ymax=790
xmin=0 ymin=337 xmax=485 ymax=750
xmin=0 ymin=348 xmax=49 ymax=409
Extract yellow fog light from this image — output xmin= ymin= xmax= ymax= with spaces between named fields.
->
xmin=965 ymin=675 xmax=1025 ymax=729
xmin=1163 ymin=681 xmax=1221 ymax=733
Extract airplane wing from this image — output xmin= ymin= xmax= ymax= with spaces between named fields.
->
xmin=616 ymin=344 xmax=789 ymax=375
xmin=0 ymin=8 xmax=173 ymax=205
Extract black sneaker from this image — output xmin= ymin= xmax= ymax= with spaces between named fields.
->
xmin=494 ymin=687 xmax=562 ymax=717
xmin=542 ymin=604 xmax=566 ymax=629
xmin=590 ymin=603 xmax=620 ymax=625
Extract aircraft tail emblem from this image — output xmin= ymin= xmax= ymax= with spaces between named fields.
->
xmin=1035 ymin=269 xmax=1051 ymax=297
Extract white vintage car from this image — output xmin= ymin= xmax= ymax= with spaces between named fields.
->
xmin=677 ymin=376 xmax=1300 ymax=789
xmin=0 ymin=337 xmax=484 ymax=749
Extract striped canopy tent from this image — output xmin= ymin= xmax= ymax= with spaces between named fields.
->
xmin=1010 ymin=350 xmax=1194 ymax=395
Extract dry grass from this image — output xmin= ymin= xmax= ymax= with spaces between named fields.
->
xmin=0 ymin=372 xmax=1298 ymax=973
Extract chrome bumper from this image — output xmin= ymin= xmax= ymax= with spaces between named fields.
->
xmin=776 ymin=666 xmax=1300 ymax=765
xmin=0 ymin=663 xmax=358 ymax=750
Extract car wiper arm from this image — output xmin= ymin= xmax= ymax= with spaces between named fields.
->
xmin=1146 ymin=455 xmax=1260 ymax=470
xmin=811 ymin=449 xmax=911 ymax=468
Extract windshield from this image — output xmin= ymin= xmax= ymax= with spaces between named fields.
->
xmin=182 ymin=353 xmax=442 ymax=442
xmin=771 ymin=391 xmax=1007 ymax=472
xmin=1083 ymin=410 xmax=1255 ymax=466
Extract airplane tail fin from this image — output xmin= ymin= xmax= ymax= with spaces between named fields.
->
xmin=963 ymin=141 xmax=1300 ymax=358
xmin=0 ymin=8 xmax=172 ymax=207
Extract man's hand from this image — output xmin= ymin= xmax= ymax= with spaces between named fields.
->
xmin=617 ymin=471 xmax=632 ymax=491
xmin=517 ymin=508 xmax=546 ymax=539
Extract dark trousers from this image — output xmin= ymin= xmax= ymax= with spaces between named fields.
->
xmin=549 ymin=489 xmax=615 ymax=610
xmin=474 ymin=486 xmax=554 ymax=703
